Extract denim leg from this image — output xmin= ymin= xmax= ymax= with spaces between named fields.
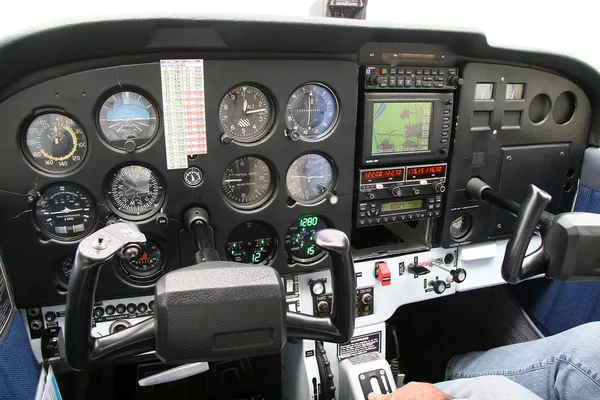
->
xmin=436 ymin=376 xmax=542 ymax=400
xmin=445 ymin=322 xmax=600 ymax=400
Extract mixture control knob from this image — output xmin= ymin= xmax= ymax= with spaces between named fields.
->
xmin=435 ymin=183 xmax=446 ymax=193
xmin=361 ymin=293 xmax=373 ymax=305
xmin=448 ymin=75 xmax=464 ymax=86
xmin=451 ymin=268 xmax=467 ymax=283
xmin=430 ymin=279 xmax=447 ymax=295
xmin=317 ymin=301 xmax=331 ymax=315
xmin=389 ymin=186 xmax=403 ymax=197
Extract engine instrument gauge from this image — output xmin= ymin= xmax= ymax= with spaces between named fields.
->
xmin=119 ymin=241 xmax=165 ymax=284
xmin=285 ymin=214 xmax=330 ymax=263
xmin=23 ymin=113 xmax=88 ymax=173
xmin=55 ymin=256 xmax=74 ymax=289
xmin=221 ymin=156 xmax=274 ymax=209
xmin=286 ymin=153 xmax=335 ymax=204
xmin=218 ymin=85 xmax=274 ymax=143
xmin=225 ymin=221 xmax=277 ymax=264
xmin=97 ymin=90 xmax=159 ymax=151
xmin=106 ymin=165 xmax=165 ymax=220
xmin=35 ymin=184 xmax=96 ymax=241
xmin=285 ymin=83 xmax=338 ymax=141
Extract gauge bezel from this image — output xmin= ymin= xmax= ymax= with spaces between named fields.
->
xmin=104 ymin=163 xmax=167 ymax=221
xmin=118 ymin=240 xmax=166 ymax=286
xmin=285 ymin=152 xmax=337 ymax=206
xmin=221 ymin=155 xmax=276 ymax=211
xmin=285 ymin=82 xmax=340 ymax=142
xmin=21 ymin=111 xmax=89 ymax=175
xmin=95 ymin=86 xmax=161 ymax=153
xmin=34 ymin=182 xmax=97 ymax=242
xmin=218 ymin=83 xmax=276 ymax=145
xmin=225 ymin=221 xmax=278 ymax=265
xmin=284 ymin=214 xmax=332 ymax=264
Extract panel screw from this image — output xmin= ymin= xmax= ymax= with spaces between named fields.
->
xmin=441 ymin=54 xmax=446 ymax=59
xmin=369 ymin=53 xmax=374 ymax=57
xmin=507 ymin=156 xmax=512 ymax=161
xmin=492 ymin=130 xmax=498 ymax=135
xmin=501 ymin=77 xmax=505 ymax=82
xmin=560 ymin=151 xmax=565 ymax=156
xmin=497 ymin=224 xmax=502 ymax=229
xmin=360 ymin=374 xmax=365 ymax=380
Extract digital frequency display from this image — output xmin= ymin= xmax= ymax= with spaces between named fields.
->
xmin=381 ymin=199 xmax=424 ymax=213
xmin=361 ymin=168 xmax=404 ymax=184
xmin=406 ymin=164 xmax=446 ymax=181
xmin=371 ymin=102 xmax=432 ymax=156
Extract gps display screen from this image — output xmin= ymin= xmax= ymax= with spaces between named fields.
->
xmin=371 ymin=102 xmax=432 ymax=155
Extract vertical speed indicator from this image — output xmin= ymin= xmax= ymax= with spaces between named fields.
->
xmin=221 ymin=156 xmax=274 ymax=209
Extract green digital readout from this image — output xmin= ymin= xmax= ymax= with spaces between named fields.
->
xmin=225 ymin=221 xmax=276 ymax=265
xmin=285 ymin=214 xmax=330 ymax=262
xmin=381 ymin=199 xmax=423 ymax=213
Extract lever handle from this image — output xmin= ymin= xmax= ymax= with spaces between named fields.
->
xmin=64 ymin=223 xmax=154 ymax=370
xmin=286 ymin=229 xmax=356 ymax=343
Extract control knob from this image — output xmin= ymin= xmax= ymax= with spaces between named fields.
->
xmin=317 ymin=301 xmax=331 ymax=315
xmin=368 ymin=75 xmax=385 ymax=85
xmin=389 ymin=186 xmax=403 ymax=197
xmin=412 ymin=188 xmax=420 ymax=195
xmin=361 ymin=293 xmax=373 ymax=305
xmin=448 ymin=75 xmax=464 ymax=87
xmin=430 ymin=279 xmax=447 ymax=294
xmin=434 ymin=183 xmax=446 ymax=193
xmin=450 ymin=268 xmax=467 ymax=284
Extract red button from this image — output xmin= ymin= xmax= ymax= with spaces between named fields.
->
xmin=375 ymin=261 xmax=391 ymax=286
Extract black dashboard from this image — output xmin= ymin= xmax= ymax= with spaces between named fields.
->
xmin=0 ymin=16 xmax=596 ymax=315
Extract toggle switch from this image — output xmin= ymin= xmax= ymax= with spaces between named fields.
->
xmin=375 ymin=262 xmax=391 ymax=286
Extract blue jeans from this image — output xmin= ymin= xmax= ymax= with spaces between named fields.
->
xmin=435 ymin=322 xmax=600 ymax=400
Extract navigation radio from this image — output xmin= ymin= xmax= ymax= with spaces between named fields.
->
xmin=356 ymin=163 xmax=447 ymax=227
xmin=359 ymin=92 xmax=454 ymax=166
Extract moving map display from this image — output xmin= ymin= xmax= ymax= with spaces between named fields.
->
xmin=371 ymin=102 xmax=432 ymax=155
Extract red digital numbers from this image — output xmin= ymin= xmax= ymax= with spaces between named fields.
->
xmin=361 ymin=169 xmax=403 ymax=182
xmin=406 ymin=165 xmax=446 ymax=179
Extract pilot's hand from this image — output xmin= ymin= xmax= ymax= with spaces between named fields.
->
xmin=368 ymin=382 xmax=449 ymax=400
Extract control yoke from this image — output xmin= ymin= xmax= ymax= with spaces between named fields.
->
xmin=466 ymin=178 xmax=600 ymax=284
xmin=64 ymin=208 xmax=356 ymax=370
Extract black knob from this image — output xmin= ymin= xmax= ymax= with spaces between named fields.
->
xmin=448 ymin=75 xmax=464 ymax=86
xmin=389 ymin=186 xmax=403 ymax=197
xmin=116 ymin=304 xmax=126 ymax=314
xmin=444 ymin=98 xmax=453 ymax=106
xmin=435 ymin=183 xmax=446 ymax=193
xmin=45 ymin=312 xmax=56 ymax=322
xmin=412 ymin=188 xmax=420 ymax=195
xmin=451 ymin=268 xmax=467 ymax=283
xmin=137 ymin=303 xmax=148 ymax=313
xmin=431 ymin=280 xmax=446 ymax=294
xmin=105 ymin=305 xmax=116 ymax=315
xmin=368 ymin=75 xmax=380 ymax=85
xmin=317 ymin=301 xmax=331 ymax=315
xmin=126 ymin=303 xmax=137 ymax=314
xmin=367 ymin=192 xmax=375 ymax=200
xmin=93 ymin=307 xmax=104 ymax=318
xmin=149 ymin=301 xmax=154 ymax=312
xmin=361 ymin=293 xmax=373 ymax=305
xmin=440 ymin=147 xmax=448 ymax=154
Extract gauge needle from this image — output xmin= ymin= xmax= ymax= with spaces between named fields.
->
xmin=245 ymin=108 xmax=267 ymax=114
xmin=223 ymin=179 xmax=243 ymax=182
xmin=289 ymin=175 xmax=330 ymax=179
xmin=243 ymin=99 xmax=248 ymax=113
xmin=307 ymin=93 xmax=312 ymax=125
xmin=50 ymin=207 xmax=83 ymax=215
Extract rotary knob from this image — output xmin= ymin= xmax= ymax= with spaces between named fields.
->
xmin=448 ymin=75 xmax=464 ymax=87
xmin=430 ymin=279 xmax=447 ymax=295
xmin=389 ymin=186 xmax=403 ymax=197
xmin=361 ymin=293 xmax=373 ymax=305
xmin=317 ymin=301 xmax=331 ymax=315
xmin=451 ymin=268 xmax=467 ymax=283
xmin=435 ymin=183 xmax=446 ymax=193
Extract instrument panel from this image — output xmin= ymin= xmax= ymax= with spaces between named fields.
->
xmin=0 ymin=60 xmax=358 ymax=307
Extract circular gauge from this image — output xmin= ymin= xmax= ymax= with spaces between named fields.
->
xmin=286 ymin=153 xmax=335 ymax=204
xmin=97 ymin=90 xmax=159 ymax=151
xmin=119 ymin=241 xmax=165 ymax=284
xmin=35 ymin=184 xmax=96 ymax=241
xmin=221 ymin=156 xmax=274 ymax=209
xmin=285 ymin=83 xmax=339 ymax=141
xmin=449 ymin=213 xmax=473 ymax=240
xmin=23 ymin=113 xmax=88 ymax=174
xmin=183 ymin=167 xmax=203 ymax=187
xmin=55 ymin=256 xmax=74 ymax=290
xmin=107 ymin=165 xmax=165 ymax=220
xmin=225 ymin=221 xmax=277 ymax=264
xmin=285 ymin=214 xmax=331 ymax=263
xmin=218 ymin=85 xmax=274 ymax=143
